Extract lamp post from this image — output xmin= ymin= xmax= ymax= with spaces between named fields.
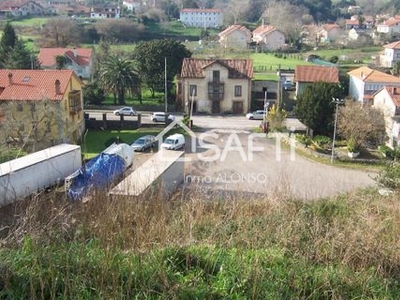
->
xmin=331 ymin=98 xmax=344 ymax=163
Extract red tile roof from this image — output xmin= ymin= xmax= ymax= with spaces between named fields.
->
xmin=384 ymin=40 xmax=400 ymax=50
xmin=38 ymin=48 xmax=93 ymax=67
xmin=0 ymin=69 xmax=79 ymax=101
xmin=253 ymin=24 xmax=277 ymax=36
xmin=0 ymin=0 xmax=40 ymax=10
xmin=385 ymin=86 xmax=400 ymax=107
xmin=379 ymin=18 xmax=400 ymax=27
xmin=181 ymin=58 xmax=253 ymax=79
xmin=294 ymin=65 xmax=339 ymax=83
xmin=219 ymin=24 xmax=250 ymax=37
xmin=348 ymin=66 xmax=400 ymax=83
xmin=180 ymin=8 xmax=221 ymax=13
xmin=322 ymin=23 xmax=340 ymax=32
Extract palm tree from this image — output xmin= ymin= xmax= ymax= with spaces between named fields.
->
xmin=98 ymin=55 xmax=140 ymax=105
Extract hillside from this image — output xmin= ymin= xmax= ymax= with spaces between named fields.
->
xmin=1 ymin=187 xmax=400 ymax=298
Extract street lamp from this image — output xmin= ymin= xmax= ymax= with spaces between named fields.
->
xmin=331 ymin=98 xmax=344 ymax=163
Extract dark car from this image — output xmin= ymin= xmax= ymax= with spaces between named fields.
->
xmin=131 ymin=135 xmax=156 ymax=151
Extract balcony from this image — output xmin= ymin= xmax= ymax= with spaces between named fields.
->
xmin=208 ymin=82 xmax=224 ymax=101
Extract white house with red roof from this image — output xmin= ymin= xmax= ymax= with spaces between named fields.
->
xmin=0 ymin=69 xmax=85 ymax=149
xmin=218 ymin=25 xmax=251 ymax=49
xmin=318 ymin=23 xmax=341 ymax=42
xmin=376 ymin=17 xmax=400 ymax=34
xmin=373 ymin=86 xmax=400 ymax=148
xmin=348 ymin=66 xmax=400 ymax=104
xmin=38 ymin=47 xmax=94 ymax=79
xmin=252 ymin=23 xmax=285 ymax=51
xmin=380 ymin=41 xmax=400 ymax=67
xmin=0 ymin=0 xmax=46 ymax=18
xmin=179 ymin=8 xmax=222 ymax=28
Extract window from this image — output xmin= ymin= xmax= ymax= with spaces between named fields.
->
xmin=189 ymin=85 xmax=197 ymax=96
xmin=234 ymin=85 xmax=242 ymax=97
xmin=17 ymin=103 xmax=23 ymax=111
xmin=213 ymin=70 xmax=220 ymax=82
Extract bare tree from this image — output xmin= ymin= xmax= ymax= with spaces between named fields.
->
xmin=95 ymin=19 xmax=145 ymax=43
xmin=337 ymin=100 xmax=386 ymax=149
xmin=39 ymin=17 xmax=80 ymax=47
xmin=262 ymin=0 xmax=307 ymax=45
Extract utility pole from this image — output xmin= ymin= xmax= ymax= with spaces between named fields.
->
xmin=164 ymin=57 xmax=167 ymax=114
xmin=331 ymin=98 xmax=344 ymax=163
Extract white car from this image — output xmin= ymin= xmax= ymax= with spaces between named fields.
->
xmin=113 ymin=107 xmax=136 ymax=116
xmin=161 ymin=133 xmax=185 ymax=150
xmin=246 ymin=110 xmax=265 ymax=120
xmin=151 ymin=112 xmax=175 ymax=123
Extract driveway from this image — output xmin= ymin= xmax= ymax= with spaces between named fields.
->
xmin=183 ymin=128 xmax=376 ymax=200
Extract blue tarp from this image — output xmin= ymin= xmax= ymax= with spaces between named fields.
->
xmin=67 ymin=153 xmax=126 ymax=201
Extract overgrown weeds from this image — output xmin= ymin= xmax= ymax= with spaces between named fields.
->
xmin=1 ymin=188 xmax=400 ymax=298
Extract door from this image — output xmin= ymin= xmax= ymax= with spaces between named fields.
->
xmin=212 ymin=101 xmax=220 ymax=114
xmin=232 ymin=101 xmax=243 ymax=114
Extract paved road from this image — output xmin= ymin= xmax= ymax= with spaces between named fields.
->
xmin=182 ymin=129 xmax=376 ymax=200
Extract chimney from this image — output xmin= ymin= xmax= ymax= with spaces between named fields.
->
xmin=8 ymin=73 xmax=13 ymax=85
xmin=73 ymin=47 xmax=77 ymax=58
xmin=262 ymin=18 xmax=264 ymax=28
xmin=55 ymin=79 xmax=61 ymax=95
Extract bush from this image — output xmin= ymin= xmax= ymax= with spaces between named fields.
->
xmin=378 ymin=145 xmax=400 ymax=160
xmin=296 ymin=134 xmax=312 ymax=147
xmin=313 ymin=135 xmax=331 ymax=149
xmin=374 ymin=161 xmax=400 ymax=190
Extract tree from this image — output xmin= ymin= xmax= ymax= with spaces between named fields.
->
xmin=262 ymin=0 xmax=307 ymax=46
xmin=3 ymin=40 xmax=37 ymax=69
xmin=0 ymin=22 xmax=17 ymax=51
xmin=55 ymin=55 xmax=68 ymax=70
xmin=83 ymin=81 xmax=106 ymax=105
xmin=40 ymin=17 xmax=80 ymax=47
xmin=337 ymin=100 xmax=386 ymax=149
xmin=392 ymin=61 xmax=400 ymax=76
xmin=0 ymin=22 xmax=18 ymax=67
xmin=133 ymin=39 xmax=192 ymax=98
xmin=95 ymin=19 xmax=145 ymax=43
xmin=295 ymin=82 xmax=341 ymax=136
xmin=98 ymin=55 xmax=141 ymax=105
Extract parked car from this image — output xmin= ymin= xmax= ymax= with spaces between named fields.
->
xmin=131 ymin=135 xmax=156 ymax=152
xmin=151 ymin=112 xmax=175 ymax=123
xmin=161 ymin=133 xmax=185 ymax=150
xmin=283 ymin=80 xmax=294 ymax=91
xmin=246 ymin=110 xmax=265 ymax=120
xmin=113 ymin=107 xmax=136 ymax=116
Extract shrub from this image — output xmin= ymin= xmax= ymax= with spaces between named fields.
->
xmin=374 ymin=161 xmax=400 ymax=190
xmin=296 ymin=134 xmax=312 ymax=147
xmin=347 ymin=137 xmax=359 ymax=153
xmin=378 ymin=145 xmax=400 ymax=160
xmin=313 ymin=135 xmax=331 ymax=149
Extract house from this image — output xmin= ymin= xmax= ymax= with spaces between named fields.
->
xmin=376 ymin=17 xmax=400 ymax=35
xmin=179 ymin=8 xmax=222 ymax=28
xmin=90 ymin=4 xmax=120 ymax=19
xmin=218 ymin=25 xmax=252 ymax=49
xmin=0 ymin=69 xmax=85 ymax=150
xmin=0 ymin=0 xmax=46 ymax=18
xmin=122 ymin=0 xmax=141 ymax=12
xmin=380 ymin=40 xmax=400 ymax=68
xmin=252 ymin=23 xmax=285 ymax=51
xmin=178 ymin=58 xmax=253 ymax=114
xmin=38 ymin=47 xmax=94 ymax=79
xmin=318 ymin=24 xmax=341 ymax=42
xmin=293 ymin=65 xmax=339 ymax=97
xmin=348 ymin=5 xmax=361 ymax=14
xmin=347 ymin=66 xmax=400 ymax=104
xmin=373 ymin=86 xmax=400 ymax=148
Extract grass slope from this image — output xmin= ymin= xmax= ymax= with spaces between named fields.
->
xmin=1 ymin=188 xmax=400 ymax=299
